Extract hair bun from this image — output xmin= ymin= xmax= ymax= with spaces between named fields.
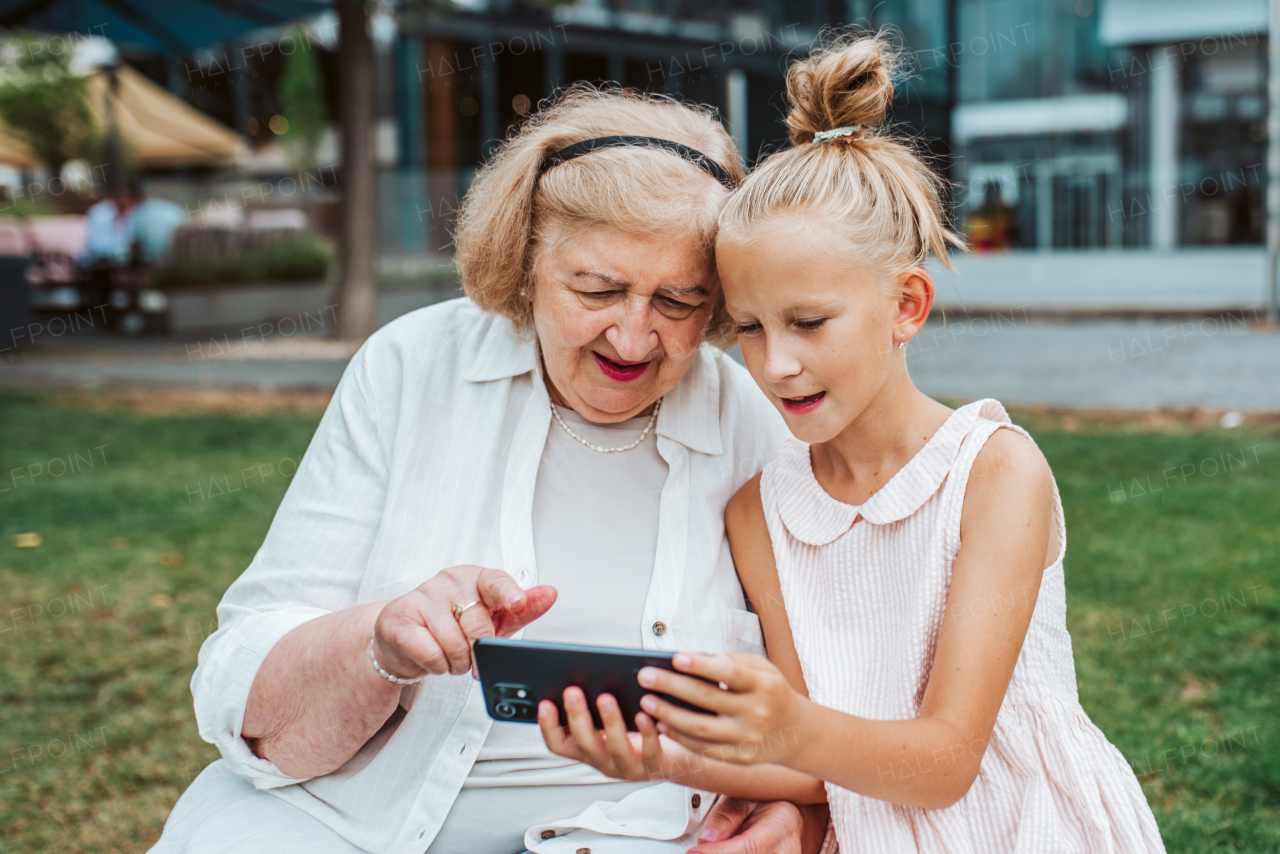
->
xmin=785 ymin=32 xmax=896 ymax=145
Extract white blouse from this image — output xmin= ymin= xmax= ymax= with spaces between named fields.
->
xmin=428 ymin=408 xmax=667 ymax=853
xmin=191 ymin=298 xmax=786 ymax=854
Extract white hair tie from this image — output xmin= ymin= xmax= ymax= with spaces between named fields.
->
xmin=813 ymin=126 xmax=863 ymax=143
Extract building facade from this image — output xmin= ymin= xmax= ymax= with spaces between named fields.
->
xmin=130 ymin=0 xmax=1268 ymax=261
xmin=389 ymin=0 xmax=1266 ymax=259
xmin=948 ymin=0 xmax=1266 ymax=251
xmin=387 ymin=0 xmax=859 ymax=257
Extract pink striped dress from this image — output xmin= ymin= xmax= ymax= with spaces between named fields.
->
xmin=761 ymin=399 xmax=1165 ymax=853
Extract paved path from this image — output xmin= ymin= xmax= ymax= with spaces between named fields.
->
xmin=0 ymin=287 xmax=456 ymax=392
xmin=905 ymin=316 xmax=1280 ymax=411
xmin=2 ymin=302 xmax=1277 ymax=411
xmin=0 ymin=336 xmax=348 ymax=390
xmin=0 ymin=352 xmax=349 ymax=390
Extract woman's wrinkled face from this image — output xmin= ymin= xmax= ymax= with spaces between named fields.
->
xmin=717 ymin=219 xmax=905 ymax=445
xmin=530 ymin=223 xmax=715 ymax=423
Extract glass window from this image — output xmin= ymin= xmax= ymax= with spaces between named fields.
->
xmin=876 ymin=0 xmax=951 ymax=103
xmin=957 ymin=132 xmax=1123 ymax=250
xmin=1179 ymin=38 xmax=1266 ymax=245
xmin=957 ymin=0 xmax=1120 ymax=101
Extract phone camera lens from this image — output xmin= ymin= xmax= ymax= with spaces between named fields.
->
xmin=494 ymin=702 xmax=516 ymax=718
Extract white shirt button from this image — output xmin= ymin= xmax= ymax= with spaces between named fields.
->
xmin=652 ymin=621 xmax=667 ymax=636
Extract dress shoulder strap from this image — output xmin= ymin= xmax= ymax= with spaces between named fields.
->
xmin=938 ymin=400 xmax=1065 ymax=562
xmin=939 ymin=400 xmax=1016 ymax=556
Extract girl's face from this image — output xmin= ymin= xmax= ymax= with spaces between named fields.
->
xmin=718 ymin=220 xmax=925 ymax=444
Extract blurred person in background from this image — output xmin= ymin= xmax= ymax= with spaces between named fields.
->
xmin=80 ymin=182 xmax=138 ymax=308
xmin=82 ymin=182 xmax=138 ymax=265
xmin=129 ymin=190 xmax=187 ymax=263
xmin=965 ymin=181 xmax=1018 ymax=253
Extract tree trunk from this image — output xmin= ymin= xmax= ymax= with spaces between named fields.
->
xmin=337 ymin=0 xmax=378 ymax=339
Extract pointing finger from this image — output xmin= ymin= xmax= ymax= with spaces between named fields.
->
xmin=476 ymin=568 xmax=530 ymax=615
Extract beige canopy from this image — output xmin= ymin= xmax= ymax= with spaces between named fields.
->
xmin=85 ymin=64 xmax=249 ymax=166
xmin=0 ymin=123 xmax=38 ymax=167
xmin=0 ymin=63 xmax=248 ymax=168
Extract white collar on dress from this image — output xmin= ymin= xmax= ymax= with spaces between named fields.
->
xmin=463 ymin=307 xmax=725 ymax=456
xmin=774 ymin=399 xmax=1010 ymax=545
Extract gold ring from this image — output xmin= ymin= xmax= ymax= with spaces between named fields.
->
xmin=452 ymin=600 xmax=482 ymax=623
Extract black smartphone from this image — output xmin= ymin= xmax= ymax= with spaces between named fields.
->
xmin=472 ymin=637 xmax=713 ymax=731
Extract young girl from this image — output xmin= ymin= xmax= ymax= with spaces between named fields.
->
xmin=539 ymin=34 xmax=1165 ymax=852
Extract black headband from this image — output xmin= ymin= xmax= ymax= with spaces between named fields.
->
xmin=537 ymin=135 xmax=736 ymax=190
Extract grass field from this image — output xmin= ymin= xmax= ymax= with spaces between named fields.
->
xmin=0 ymin=389 xmax=1276 ymax=853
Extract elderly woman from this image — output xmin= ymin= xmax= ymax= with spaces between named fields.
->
xmin=150 ymin=89 xmax=828 ymax=854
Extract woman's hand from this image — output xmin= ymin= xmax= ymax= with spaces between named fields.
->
xmin=688 ymin=798 xmax=811 ymax=854
xmin=372 ymin=565 xmax=556 ymax=678
xmin=638 ymin=652 xmax=811 ymax=766
xmin=538 ymin=687 xmax=692 ymax=783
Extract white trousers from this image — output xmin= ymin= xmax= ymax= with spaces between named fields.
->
xmin=149 ymin=761 xmax=368 ymax=854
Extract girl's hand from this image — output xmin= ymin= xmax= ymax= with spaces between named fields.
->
xmin=538 ymin=688 xmax=692 ymax=783
xmin=638 ymin=652 xmax=810 ymax=766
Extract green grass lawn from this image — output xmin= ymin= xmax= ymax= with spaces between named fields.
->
xmin=1 ymin=390 xmax=1276 ymax=852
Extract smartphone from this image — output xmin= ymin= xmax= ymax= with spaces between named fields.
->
xmin=472 ymin=637 xmax=713 ymax=731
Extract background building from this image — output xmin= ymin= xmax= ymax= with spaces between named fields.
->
xmin=387 ymin=0 xmax=963 ymax=260
xmin=116 ymin=0 xmax=1272 ymax=271
xmin=384 ymin=0 xmax=1271 ymax=262
xmin=385 ymin=0 xmax=862 ymax=260
xmin=949 ymin=0 xmax=1266 ymax=252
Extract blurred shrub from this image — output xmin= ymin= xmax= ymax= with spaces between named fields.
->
xmin=278 ymin=25 xmax=328 ymax=173
xmin=0 ymin=195 xmax=60 ymax=219
xmin=152 ymin=233 xmax=332 ymax=289
xmin=0 ymin=32 xmax=100 ymax=172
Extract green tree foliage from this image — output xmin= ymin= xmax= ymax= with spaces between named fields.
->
xmin=0 ymin=32 xmax=99 ymax=172
xmin=278 ymin=26 xmax=328 ymax=172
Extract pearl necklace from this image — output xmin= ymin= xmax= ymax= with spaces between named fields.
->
xmin=550 ymin=398 xmax=662 ymax=453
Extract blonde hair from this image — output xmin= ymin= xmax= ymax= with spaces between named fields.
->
xmin=719 ymin=31 xmax=964 ymax=291
xmin=454 ymin=85 xmax=745 ymax=346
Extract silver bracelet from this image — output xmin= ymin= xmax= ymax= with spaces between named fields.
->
xmin=368 ymin=638 xmax=427 ymax=685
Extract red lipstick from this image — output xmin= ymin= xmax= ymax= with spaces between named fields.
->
xmin=593 ymin=352 xmax=650 ymax=382
xmin=781 ymin=392 xmax=826 ymax=414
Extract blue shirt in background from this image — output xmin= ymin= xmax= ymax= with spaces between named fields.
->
xmin=130 ymin=198 xmax=187 ymax=263
xmin=81 ymin=199 xmax=131 ymax=265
